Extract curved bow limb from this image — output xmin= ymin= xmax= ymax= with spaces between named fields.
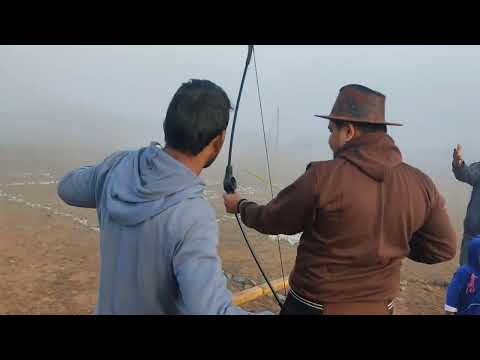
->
xmin=223 ymin=45 xmax=284 ymax=310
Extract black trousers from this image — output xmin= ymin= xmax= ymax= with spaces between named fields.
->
xmin=279 ymin=293 xmax=324 ymax=315
xmin=279 ymin=292 xmax=394 ymax=315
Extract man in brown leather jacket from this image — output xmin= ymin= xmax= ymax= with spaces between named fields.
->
xmin=223 ymin=84 xmax=457 ymax=315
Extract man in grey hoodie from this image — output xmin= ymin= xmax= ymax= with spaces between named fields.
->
xmin=57 ymin=79 xmax=251 ymax=315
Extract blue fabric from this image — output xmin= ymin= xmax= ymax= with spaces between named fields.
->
xmin=446 ymin=235 xmax=480 ymax=315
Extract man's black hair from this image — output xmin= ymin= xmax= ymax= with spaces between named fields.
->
xmin=332 ymin=120 xmax=387 ymax=134
xmin=163 ymin=79 xmax=232 ymax=155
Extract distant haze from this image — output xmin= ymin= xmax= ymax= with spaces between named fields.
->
xmin=1 ymin=45 xmax=479 ymax=228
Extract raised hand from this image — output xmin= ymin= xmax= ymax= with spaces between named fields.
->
xmin=453 ymin=144 xmax=464 ymax=167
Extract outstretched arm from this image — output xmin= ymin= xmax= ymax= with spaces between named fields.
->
xmin=57 ymin=166 xmax=97 ymax=208
xmin=224 ymin=167 xmax=318 ymax=235
xmin=57 ymin=151 xmax=127 ymax=209
xmin=452 ymin=144 xmax=480 ymax=186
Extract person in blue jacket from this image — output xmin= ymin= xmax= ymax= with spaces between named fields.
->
xmin=57 ymin=79 xmax=259 ymax=315
xmin=445 ymin=235 xmax=480 ymax=315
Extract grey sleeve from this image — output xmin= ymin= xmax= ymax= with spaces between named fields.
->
xmin=452 ymin=161 xmax=480 ymax=186
xmin=57 ymin=151 xmax=127 ymax=209
xmin=172 ymin=207 xmax=255 ymax=315
xmin=57 ymin=166 xmax=98 ymax=208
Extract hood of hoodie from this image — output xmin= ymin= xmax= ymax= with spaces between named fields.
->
xmin=105 ymin=142 xmax=205 ymax=226
xmin=468 ymin=236 xmax=480 ymax=273
xmin=334 ymin=132 xmax=403 ymax=182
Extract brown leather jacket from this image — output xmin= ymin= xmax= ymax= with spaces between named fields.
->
xmin=239 ymin=132 xmax=457 ymax=304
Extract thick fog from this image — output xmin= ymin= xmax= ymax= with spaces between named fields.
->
xmin=1 ymin=45 xmax=479 ymax=182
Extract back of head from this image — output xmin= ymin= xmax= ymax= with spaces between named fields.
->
xmin=163 ymin=79 xmax=232 ymax=155
xmin=332 ymin=119 xmax=388 ymax=136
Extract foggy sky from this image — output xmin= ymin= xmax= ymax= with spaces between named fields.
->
xmin=1 ymin=45 xmax=480 ymax=177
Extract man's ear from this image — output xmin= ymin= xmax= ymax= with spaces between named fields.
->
xmin=212 ymin=130 xmax=226 ymax=152
xmin=345 ymin=123 xmax=356 ymax=141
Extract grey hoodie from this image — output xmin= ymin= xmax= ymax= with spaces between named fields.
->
xmin=58 ymin=142 xmax=249 ymax=315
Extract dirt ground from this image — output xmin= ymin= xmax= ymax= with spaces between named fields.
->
xmin=0 ymin=195 xmax=459 ymax=315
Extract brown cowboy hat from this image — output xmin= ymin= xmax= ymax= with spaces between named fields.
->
xmin=314 ymin=84 xmax=402 ymax=126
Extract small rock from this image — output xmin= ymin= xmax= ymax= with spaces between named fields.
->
xmin=423 ymin=285 xmax=433 ymax=292
xmin=232 ymin=275 xmax=249 ymax=284
xmin=249 ymin=279 xmax=257 ymax=286
xmin=400 ymin=280 xmax=408 ymax=286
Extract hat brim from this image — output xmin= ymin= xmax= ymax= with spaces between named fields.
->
xmin=314 ymin=115 xmax=403 ymax=127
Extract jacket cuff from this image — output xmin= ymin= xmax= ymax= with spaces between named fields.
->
xmin=237 ymin=198 xmax=248 ymax=214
